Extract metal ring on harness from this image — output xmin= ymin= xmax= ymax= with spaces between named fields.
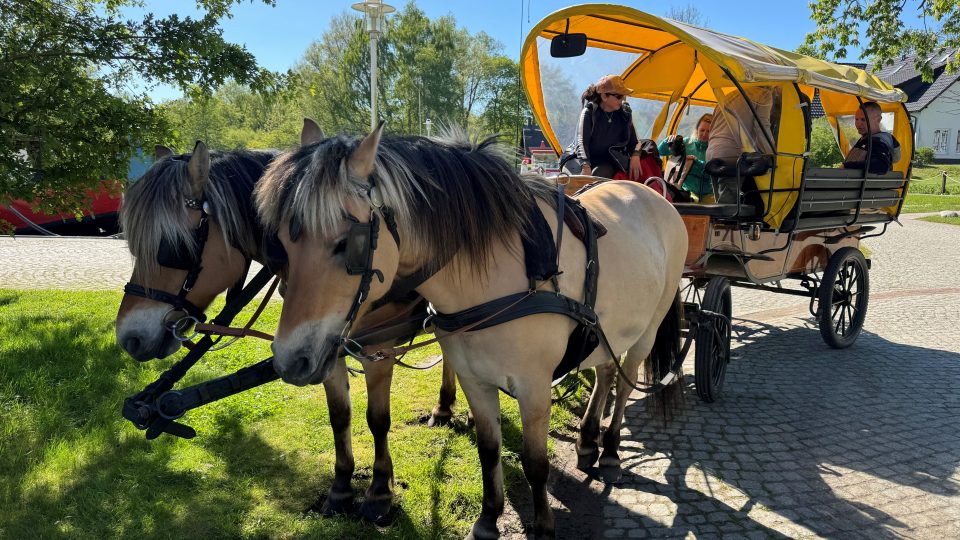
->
xmin=168 ymin=313 xmax=201 ymax=342
xmin=340 ymin=337 xmax=382 ymax=362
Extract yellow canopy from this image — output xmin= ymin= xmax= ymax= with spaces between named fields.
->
xmin=520 ymin=3 xmax=911 ymax=228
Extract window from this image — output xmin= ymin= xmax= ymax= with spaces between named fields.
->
xmin=956 ymin=130 xmax=960 ymax=154
xmin=934 ymin=129 xmax=949 ymax=153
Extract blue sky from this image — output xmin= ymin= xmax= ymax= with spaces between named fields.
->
xmin=129 ymin=1 xmax=851 ymax=101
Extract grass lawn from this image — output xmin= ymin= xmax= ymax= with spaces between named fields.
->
xmin=0 ymin=290 xmax=588 ymax=539
xmin=901 ymin=193 xmax=960 ymax=213
xmin=908 ymin=164 xmax=960 ymax=195
xmin=919 ymin=215 xmax=960 ymax=226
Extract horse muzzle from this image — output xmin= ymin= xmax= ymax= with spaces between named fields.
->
xmin=271 ymin=335 xmax=339 ymax=386
xmin=116 ymin=306 xmax=183 ymax=361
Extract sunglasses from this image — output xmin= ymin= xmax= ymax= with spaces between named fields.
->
xmin=604 ymin=93 xmax=626 ymax=100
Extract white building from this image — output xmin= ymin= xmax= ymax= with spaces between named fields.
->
xmin=871 ymin=51 xmax=960 ymax=163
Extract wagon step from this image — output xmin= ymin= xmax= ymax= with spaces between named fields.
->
xmin=706 ymin=248 xmax=775 ymax=262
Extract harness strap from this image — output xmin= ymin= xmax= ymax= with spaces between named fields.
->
xmin=122 ymin=283 xmax=208 ymax=322
xmin=431 ymin=291 xmax=597 ymax=332
xmin=122 ymin=267 xmax=275 ymax=438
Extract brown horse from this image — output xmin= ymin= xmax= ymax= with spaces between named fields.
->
xmin=114 ymin=127 xmax=458 ymax=522
xmin=254 ymin=122 xmax=688 ymax=538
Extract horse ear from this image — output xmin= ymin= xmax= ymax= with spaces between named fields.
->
xmin=348 ymin=121 xmax=385 ymax=179
xmin=155 ymin=145 xmax=174 ymax=160
xmin=301 ymin=118 xmax=325 ymax=146
xmin=187 ymin=140 xmax=210 ymax=197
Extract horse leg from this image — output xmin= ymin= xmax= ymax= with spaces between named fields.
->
xmin=599 ymin=336 xmax=654 ymax=483
xmin=576 ymin=363 xmax=616 ymax=470
xmin=517 ymin=381 xmax=556 ymax=539
xmin=428 ymin=357 xmax=457 ymax=427
xmin=358 ymin=358 xmax=396 ymax=524
xmin=319 ymin=358 xmax=356 ymax=515
xmin=459 ymin=377 xmax=503 ymax=540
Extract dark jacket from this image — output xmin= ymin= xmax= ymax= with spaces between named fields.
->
xmin=574 ymin=102 xmax=639 ymax=170
xmin=843 ymin=132 xmax=902 ymax=174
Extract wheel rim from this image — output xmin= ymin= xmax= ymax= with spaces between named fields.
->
xmin=709 ymin=294 xmax=731 ymax=387
xmin=829 ymin=259 xmax=864 ymax=338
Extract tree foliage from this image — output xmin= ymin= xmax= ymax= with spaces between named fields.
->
xmin=808 ymin=118 xmax=845 ymax=168
xmin=294 ymin=2 xmax=525 ymax=145
xmin=0 ymin=0 xmax=280 ymax=214
xmin=801 ymin=0 xmax=960 ymax=81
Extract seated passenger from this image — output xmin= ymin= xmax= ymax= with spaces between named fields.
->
xmin=658 ymin=113 xmax=714 ymax=203
xmin=842 ymin=101 xmax=901 ymax=174
xmin=573 ymin=75 xmax=642 ymax=179
xmin=706 ymin=86 xmax=776 ymax=204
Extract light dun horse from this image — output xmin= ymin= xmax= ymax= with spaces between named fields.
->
xmin=114 ymin=131 xmax=458 ymax=522
xmin=255 ymin=122 xmax=688 ymax=539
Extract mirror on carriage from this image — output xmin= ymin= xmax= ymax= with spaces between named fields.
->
xmin=549 ymin=32 xmax=587 ymax=58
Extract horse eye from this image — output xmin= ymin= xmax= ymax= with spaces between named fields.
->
xmin=332 ymin=239 xmax=347 ymax=256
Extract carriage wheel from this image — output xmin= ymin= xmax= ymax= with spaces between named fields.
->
xmin=818 ymin=247 xmax=870 ymax=349
xmin=695 ymin=277 xmax=732 ymax=403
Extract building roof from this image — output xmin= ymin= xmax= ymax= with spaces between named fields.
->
xmin=869 ymin=50 xmax=960 ymax=112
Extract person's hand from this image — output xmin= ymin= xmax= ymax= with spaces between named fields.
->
xmin=685 ymin=155 xmax=696 ymax=162
xmin=629 ymin=155 xmax=642 ymax=181
xmin=581 ymin=163 xmax=592 ymax=175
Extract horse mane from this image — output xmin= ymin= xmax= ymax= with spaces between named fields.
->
xmin=120 ymin=149 xmax=276 ymax=278
xmin=255 ymin=131 xmax=556 ymax=277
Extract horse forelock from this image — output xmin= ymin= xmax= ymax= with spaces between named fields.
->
xmin=121 ymin=149 xmax=273 ymax=278
xmin=256 ymin=131 xmax=538 ymax=279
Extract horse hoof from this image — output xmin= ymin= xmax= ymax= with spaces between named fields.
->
xmin=427 ymin=408 xmax=452 ymax=427
xmin=598 ymin=464 xmax=622 ymax=484
xmin=576 ymin=447 xmax=600 ymax=471
xmin=317 ymin=493 xmax=355 ymax=516
xmin=359 ymin=497 xmax=394 ymax=525
xmin=465 ymin=520 xmax=500 ymax=539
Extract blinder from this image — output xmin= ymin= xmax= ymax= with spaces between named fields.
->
xmin=263 ymin=233 xmax=288 ymax=274
xmin=157 ymin=237 xmax=200 ymax=271
xmin=345 ymin=216 xmax=376 ymax=275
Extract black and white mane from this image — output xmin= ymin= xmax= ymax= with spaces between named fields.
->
xmin=255 ymin=133 xmax=556 ymax=274
xmin=121 ymin=149 xmax=276 ymax=277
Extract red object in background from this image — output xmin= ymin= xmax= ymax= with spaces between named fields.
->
xmin=0 ymin=181 xmax=123 ymax=235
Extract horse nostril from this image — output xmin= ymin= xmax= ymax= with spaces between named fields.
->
xmin=123 ymin=336 xmax=142 ymax=355
xmin=291 ymin=355 xmax=311 ymax=378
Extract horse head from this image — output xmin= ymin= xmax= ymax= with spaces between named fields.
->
xmin=256 ymin=122 xmax=404 ymax=385
xmin=116 ymin=141 xmax=275 ymax=360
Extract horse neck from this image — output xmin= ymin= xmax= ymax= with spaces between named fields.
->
xmin=409 ymin=235 xmax=529 ymax=315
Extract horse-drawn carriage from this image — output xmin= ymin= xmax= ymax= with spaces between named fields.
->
xmin=520 ymin=4 xmax=914 ymax=401
xmin=116 ymin=5 xmax=916 ymax=536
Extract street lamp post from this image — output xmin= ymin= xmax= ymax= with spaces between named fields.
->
xmin=352 ymin=0 xmax=395 ymax=132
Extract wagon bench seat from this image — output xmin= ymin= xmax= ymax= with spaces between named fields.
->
xmin=673 ymin=203 xmax=756 ymax=218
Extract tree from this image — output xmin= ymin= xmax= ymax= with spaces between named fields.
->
xmin=801 ymin=0 xmax=960 ymax=81
xmin=664 ymin=4 xmax=709 ymax=27
xmin=0 ymin=0 xmax=281 ymax=218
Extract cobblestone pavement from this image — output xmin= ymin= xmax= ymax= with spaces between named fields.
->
xmin=2 ymin=217 xmax=959 ymax=539
xmin=537 ymin=216 xmax=960 ymax=540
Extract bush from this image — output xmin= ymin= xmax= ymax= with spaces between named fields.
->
xmin=808 ymin=118 xmax=844 ymax=168
xmin=914 ymin=147 xmax=935 ymax=166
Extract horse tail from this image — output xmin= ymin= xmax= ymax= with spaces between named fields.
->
xmin=645 ymin=290 xmax=685 ymax=422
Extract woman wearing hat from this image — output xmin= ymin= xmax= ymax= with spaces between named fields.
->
xmin=573 ymin=74 xmax=641 ymax=179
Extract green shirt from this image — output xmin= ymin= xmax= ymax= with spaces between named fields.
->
xmin=657 ymin=138 xmax=712 ymax=197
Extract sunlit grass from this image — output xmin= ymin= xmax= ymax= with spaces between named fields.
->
xmin=0 ymin=290 xmax=587 ymax=538
xmin=901 ymin=193 xmax=960 ymax=213
xmin=919 ymin=215 xmax=960 ymax=226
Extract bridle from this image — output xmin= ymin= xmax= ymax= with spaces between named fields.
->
xmin=123 ymin=196 xmax=248 ymax=340
xmin=332 ymin=177 xmax=402 ymax=358
xmin=269 ymin=174 xmax=402 ymax=361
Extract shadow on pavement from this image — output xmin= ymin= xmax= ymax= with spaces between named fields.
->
xmin=605 ymin=318 xmax=960 ymax=538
